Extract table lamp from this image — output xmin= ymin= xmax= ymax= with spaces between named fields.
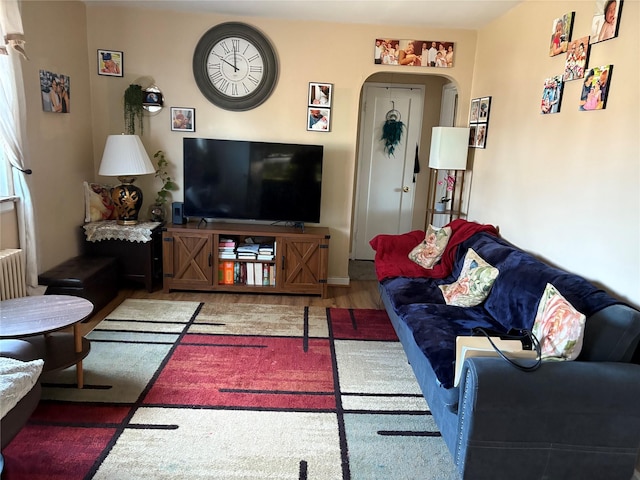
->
xmin=98 ymin=134 xmax=155 ymax=225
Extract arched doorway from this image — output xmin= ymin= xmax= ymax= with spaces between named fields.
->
xmin=351 ymin=73 xmax=454 ymax=260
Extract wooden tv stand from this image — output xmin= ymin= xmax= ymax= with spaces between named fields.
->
xmin=162 ymin=221 xmax=330 ymax=297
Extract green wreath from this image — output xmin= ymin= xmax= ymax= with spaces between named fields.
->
xmin=381 ymin=110 xmax=404 ymax=157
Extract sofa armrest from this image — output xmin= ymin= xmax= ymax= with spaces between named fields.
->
xmin=456 ymin=358 xmax=640 ymax=479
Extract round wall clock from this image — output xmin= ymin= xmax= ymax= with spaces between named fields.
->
xmin=192 ymin=22 xmax=279 ymax=111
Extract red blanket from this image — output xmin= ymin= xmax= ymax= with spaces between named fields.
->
xmin=369 ymin=219 xmax=499 ymax=281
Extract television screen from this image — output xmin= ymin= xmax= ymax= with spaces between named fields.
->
xmin=183 ymin=138 xmax=323 ymax=224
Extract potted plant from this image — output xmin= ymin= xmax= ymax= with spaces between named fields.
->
xmin=148 ymin=150 xmax=178 ymax=222
xmin=435 ymin=173 xmax=455 ymax=212
xmin=124 ymin=84 xmax=144 ymax=135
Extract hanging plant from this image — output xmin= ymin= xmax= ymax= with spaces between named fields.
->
xmin=124 ymin=84 xmax=144 ymax=135
xmin=381 ymin=109 xmax=404 ymax=157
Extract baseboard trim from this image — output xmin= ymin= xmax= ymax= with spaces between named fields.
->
xmin=328 ymin=276 xmax=349 ymax=286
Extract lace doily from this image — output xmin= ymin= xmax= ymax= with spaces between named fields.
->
xmin=83 ymin=220 xmax=161 ymax=243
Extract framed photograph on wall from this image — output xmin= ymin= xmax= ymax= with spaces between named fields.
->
xmin=478 ymin=96 xmax=491 ymax=123
xmin=563 ymin=36 xmax=590 ymax=81
xmin=590 ymin=0 xmax=623 ymax=44
xmin=549 ymin=12 xmax=574 ymax=57
xmin=579 ymin=65 xmax=612 ymax=111
xmin=97 ymin=49 xmax=123 ymax=77
xmin=469 ymin=96 xmax=491 ymax=148
xmin=308 ymin=83 xmax=332 ymax=107
xmin=307 ymin=107 xmax=330 ymax=132
xmin=541 ymin=76 xmax=564 ymax=114
xmin=39 ymin=70 xmax=70 ymax=113
xmin=475 ymin=124 xmax=488 ymax=149
xmin=469 ymin=99 xmax=480 ymax=123
xmin=373 ymin=39 xmax=455 ymax=67
xmin=468 ymin=125 xmax=478 ymax=147
xmin=171 ymin=107 xmax=195 ymax=132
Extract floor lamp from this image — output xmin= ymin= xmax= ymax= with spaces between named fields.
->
xmin=427 ymin=126 xmax=470 ymax=226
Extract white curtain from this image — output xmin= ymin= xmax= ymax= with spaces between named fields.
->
xmin=1 ymin=0 xmax=39 ymax=293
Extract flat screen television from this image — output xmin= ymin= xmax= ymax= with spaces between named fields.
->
xmin=183 ymin=138 xmax=323 ymax=224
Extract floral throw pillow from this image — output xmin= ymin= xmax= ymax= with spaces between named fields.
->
xmin=439 ymin=248 xmax=499 ymax=307
xmin=83 ymin=181 xmax=115 ymax=222
xmin=408 ymin=225 xmax=452 ymax=269
xmin=532 ymin=283 xmax=586 ymax=361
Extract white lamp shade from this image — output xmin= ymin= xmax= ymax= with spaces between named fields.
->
xmin=98 ymin=134 xmax=155 ymax=176
xmin=428 ymin=127 xmax=470 ymax=170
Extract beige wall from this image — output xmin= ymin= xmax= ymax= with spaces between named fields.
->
xmin=469 ymin=0 xmax=639 ymax=306
xmin=0 ymin=206 xmax=19 ymax=248
xmin=83 ymin=5 xmax=477 ymax=284
xmin=20 ymin=1 xmax=94 ymax=271
xmin=16 ymin=1 xmax=639 ymax=307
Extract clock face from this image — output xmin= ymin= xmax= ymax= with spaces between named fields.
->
xmin=207 ymin=36 xmax=265 ymax=98
xmin=193 ymin=23 xmax=278 ymax=111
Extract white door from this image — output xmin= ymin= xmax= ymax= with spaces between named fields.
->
xmin=353 ymin=84 xmax=424 ymax=260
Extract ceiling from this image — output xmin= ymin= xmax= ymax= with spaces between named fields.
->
xmin=84 ymin=0 xmax=523 ymax=30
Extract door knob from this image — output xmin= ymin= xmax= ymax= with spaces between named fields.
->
xmin=403 ymin=186 xmax=410 ymax=192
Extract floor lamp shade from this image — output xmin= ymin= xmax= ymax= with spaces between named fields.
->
xmin=428 ymin=127 xmax=470 ymax=170
xmin=99 ymin=134 xmax=155 ymax=225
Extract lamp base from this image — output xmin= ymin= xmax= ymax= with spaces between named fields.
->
xmin=111 ymin=177 xmax=144 ymax=225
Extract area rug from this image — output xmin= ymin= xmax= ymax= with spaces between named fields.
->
xmin=2 ymin=299 xmax=460 ymax=480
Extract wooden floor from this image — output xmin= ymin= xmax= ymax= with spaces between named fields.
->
xmin=81 ymin=280 xmax=383 ymax=335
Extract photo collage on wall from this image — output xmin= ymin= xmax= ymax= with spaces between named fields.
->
xmin=468 ymin=97 xmax=491 ymax=149
xmin=307 ymin=83 xmax=333 ymax=132
xmin=541 ymin=0 xmax=621 ymax=114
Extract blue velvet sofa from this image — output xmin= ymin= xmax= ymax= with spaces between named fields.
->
xmin=371 ymin=223 xmax=640 ymax=480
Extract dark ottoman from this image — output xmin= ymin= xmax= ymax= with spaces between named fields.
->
xmin=38 ymin=256 xmax=117 ymax=315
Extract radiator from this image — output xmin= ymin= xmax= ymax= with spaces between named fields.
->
xmin=0 ymin=249 xmax=27 ymax=300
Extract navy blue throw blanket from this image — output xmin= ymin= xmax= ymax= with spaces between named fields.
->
xmin=381 ymin=233 xmax=621 ymax=389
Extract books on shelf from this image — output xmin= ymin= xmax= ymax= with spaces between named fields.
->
xmin=236 ymin=243 xmax=260 ymax=254
xmin=217 ymin=261 xmax=277 ymax=286
xmin=220 ymin=261 xmax=235 ymax=285
xmin=216 ymin=237 xmax=276 ymax=286
xmin=453 ymin=336 xmax=537 ymax=387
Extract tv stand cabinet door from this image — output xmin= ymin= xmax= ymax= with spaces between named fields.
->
xmin=279 ymin=235 xmax=329 ymax=297
xmin=163 ymin=231 xmax=214 ymax=292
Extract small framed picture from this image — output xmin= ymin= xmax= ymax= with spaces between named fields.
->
xmin=39 ymin=70 xmax=70 ymax=113
xmin=563 ymin=36 xmax=590 ymax=82
xmin=475 ymin=124 xmax=488 ymax=149
xmin=171 ymin=107 xmax=195 ymax=132
xmin=549 ymin=12 xmax=574 ymax=57
xmin=590 ymin=0 xmax=623 ymax=44
xmin=541 ymin=76 xmax=564 ymax=114
xmin=468 ymin=125 xmax=478 ymax=147
xmin=579 ymin=65 xmax=613 ymax=111
xmin=307 ymin=107 xmax=330 ymax=132
xmin=478 ymin=96 xmax=491 ymax=123
xmin=308 ymin=83 xmax=332 ymax=107
xmin=469 ymin=99 xmax=480 ymax=123
xmin=97 ymin=49 xmax=123 ymax=77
